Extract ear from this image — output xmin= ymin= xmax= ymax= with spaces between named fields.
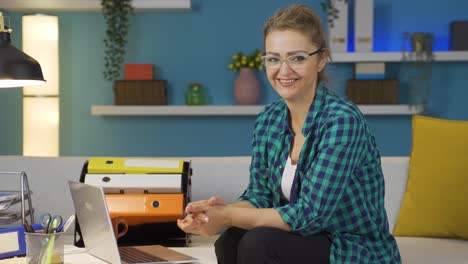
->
xmin=318 ymin=49 xmax=329 ymax=72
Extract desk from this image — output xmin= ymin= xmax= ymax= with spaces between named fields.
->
xmin=0 ymin=236 xmax=217 ymax=264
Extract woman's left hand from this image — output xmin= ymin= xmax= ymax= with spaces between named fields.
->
xmin=177 ymin=205 xmax=230 ymax=236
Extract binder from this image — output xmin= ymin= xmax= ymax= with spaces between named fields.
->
xmin=87 ymin=157 xmax=184 ymax=174
xmin=0 ymin=224 xmax=42 ymax=259
xmin=354 ymin=0 xmax=374 ymax=52
xmin=328 ymin=0 xmax=348 ymax=52
xmin=85 ymin=174 xmax=182 ymax=194
xmin=106 ymin=194 xmax=184 ymax=225
xmin=75 ymin=158 xmax=192 ymax=247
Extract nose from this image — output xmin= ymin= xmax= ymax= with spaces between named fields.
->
xmin=277 ymin=59 xmax=294 ymax=74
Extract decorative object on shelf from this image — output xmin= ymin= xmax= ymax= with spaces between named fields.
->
xmin=354 ymin=62 xmax=385 ymax=80
xmin=346 ymin=79 xmax=399 ymax=104
xmin=228 ymin=50 xmax=263 ymax=72
xmin=228 ymin=50 xmax=262 ymax=105
xmin=124 ymin=64 xmax=153 ymax=80
xmin=114 ymin=80 xmax=167 ymax=105
xmin=323 ymin=0 xmax=348 ymax=52
xmin=101 ymin=0 xmax=134 ymax=82
xmin=401 ymin=32 xmax=434 ymax=106
xmin=354 ymin=0 xmax=374 ymax=52
xmin=234 ymin=68 xmax=260 ymax=105
xmin=409 ymin=32 xmax=434 ymax=61
xmin=320 ymin=0 xmax=348 ymax=28
xmin=185 ymin=83 xmax=207 ymax=105
xmin=450 ymin=21 xmax=468 ymax=50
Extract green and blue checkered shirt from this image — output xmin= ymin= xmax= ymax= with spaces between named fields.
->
xmin=238 ymin=88 xmax=401 ymax=263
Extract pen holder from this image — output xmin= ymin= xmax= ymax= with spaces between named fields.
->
xmin=25 ymin=232 xmax=65 ymax=264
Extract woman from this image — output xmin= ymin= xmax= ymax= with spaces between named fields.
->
xmin=177 ymin=4 xmax=401 ymax=264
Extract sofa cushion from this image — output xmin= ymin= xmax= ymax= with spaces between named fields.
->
xmin=396 ymin=237 xmax=468 ymax=264
xmin=393 ymin=116 xmax=468 ymax=238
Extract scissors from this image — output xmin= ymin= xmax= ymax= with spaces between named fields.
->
xmin=40 ymin=213 xmax=63 ymax=234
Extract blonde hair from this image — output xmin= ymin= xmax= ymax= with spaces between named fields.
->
xmin=263 ymin=4 xmax=329 ymax=84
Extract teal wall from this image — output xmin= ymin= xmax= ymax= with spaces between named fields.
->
xmin=0 ymin=0 xmax=467 ymax=157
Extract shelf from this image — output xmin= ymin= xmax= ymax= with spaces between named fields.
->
xmin=332 ymin=51 xmax=468 ymax=63
xmin=91 ymin=104 xmax=423 ymax=116
xmin=0 ymin=0 xmax=191 ymax=12
xmin=91 ymin=105 xmax=265 ymax=116
xmin=357 ymin=104 xmax=423 ymax=115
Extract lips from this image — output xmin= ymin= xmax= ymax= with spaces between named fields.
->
xmin=277 ymin=78 xmax=297 ymax=87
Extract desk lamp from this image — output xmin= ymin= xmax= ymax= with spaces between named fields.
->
xmin=0 ymin=12 xmax=45 ymax=88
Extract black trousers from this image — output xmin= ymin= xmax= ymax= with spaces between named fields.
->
xmin=215 ymin=227 xmax=331 ymax=264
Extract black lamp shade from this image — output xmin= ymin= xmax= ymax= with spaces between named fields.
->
xmin=0 ymin=31 xmax=46 ymax=88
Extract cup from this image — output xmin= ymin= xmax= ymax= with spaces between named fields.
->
xmin=111 ymin=217 xmax=128 ymax=240
xmin=25 ymin=232 xmax=65 ymax=264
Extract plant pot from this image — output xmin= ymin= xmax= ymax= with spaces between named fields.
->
xmin=234 ymin=68 xmax=260 ymax=105
xmin=411 ymin=32 xmax=433 ymax=53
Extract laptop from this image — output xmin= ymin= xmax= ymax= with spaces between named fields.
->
xmin=68 ymin=181 xmax=198 ymax=264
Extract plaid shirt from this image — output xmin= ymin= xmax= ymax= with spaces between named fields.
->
xmin=238 ymin=88 xmax=401 ymax=263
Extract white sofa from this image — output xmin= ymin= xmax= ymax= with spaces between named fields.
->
xmin=1 ymin=156 xmax=467 ymax=263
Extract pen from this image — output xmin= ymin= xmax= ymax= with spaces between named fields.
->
xmin=57 ymin=214 xmax=75 ymax=233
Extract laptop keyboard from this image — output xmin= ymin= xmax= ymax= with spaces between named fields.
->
xmin=119 ymin=247 xmax=167 ymax=263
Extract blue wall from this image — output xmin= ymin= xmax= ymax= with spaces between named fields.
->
xmin=0 ymin=0 xmax=467 ymax=157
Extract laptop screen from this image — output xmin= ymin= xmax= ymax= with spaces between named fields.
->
xmin=68 ymin=180 xmax=122 ymax=264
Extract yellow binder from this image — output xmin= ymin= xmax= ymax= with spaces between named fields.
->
xmin=87 ymin=157 xmax=184 ymax=174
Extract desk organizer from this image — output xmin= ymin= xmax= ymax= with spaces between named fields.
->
xmin=74 ymin=157 xmax=192 ymax=247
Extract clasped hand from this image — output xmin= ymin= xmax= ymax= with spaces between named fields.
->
xmin=177 ymin=196 xmax=228 ymax=236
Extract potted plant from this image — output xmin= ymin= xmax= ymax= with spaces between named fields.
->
xmin=400 ymin=32 xmax=434 ymax=107
xmin=321 ymin=0 xmax=348 ymax=28
xmin=228 ymin=49 xmax=263 ymax=105
xmin=101 ymin=0 xmax=133 ymax=82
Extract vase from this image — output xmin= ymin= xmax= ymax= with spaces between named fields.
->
xmin=234 ymin=68 xmax=260 ymax=105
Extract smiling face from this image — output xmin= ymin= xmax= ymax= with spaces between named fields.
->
xmin=264 ymin=29 xmax=327 ymax=104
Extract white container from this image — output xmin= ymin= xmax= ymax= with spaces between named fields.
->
xmin=354 ymin=0 xmax=374 ymax=52
xmin=328 ymin=0 xmax=349 ymax=52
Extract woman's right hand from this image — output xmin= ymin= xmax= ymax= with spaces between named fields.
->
xmin=185 ymin=196 xmax=226 ymax=214
xmin=185 ymin=196 xmax=226 ymax=223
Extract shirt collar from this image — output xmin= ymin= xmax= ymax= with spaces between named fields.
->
xmin=280 ymin=87 xmax=326 ymax=136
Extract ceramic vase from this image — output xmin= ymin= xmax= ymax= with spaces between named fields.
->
xmin=234 ymin=68 xmax=260 ymax=105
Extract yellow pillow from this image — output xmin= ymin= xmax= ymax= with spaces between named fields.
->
xmin=393 ymin=115 xmax=468 ymax=238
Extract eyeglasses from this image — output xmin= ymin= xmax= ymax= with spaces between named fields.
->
xmin=261 ymin=48 xmax=324 ymax=70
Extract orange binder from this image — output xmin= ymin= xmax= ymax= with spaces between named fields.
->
xmin=105 ymin=194 xmax=183 ymax=225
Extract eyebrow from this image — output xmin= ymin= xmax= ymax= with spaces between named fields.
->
xmin=265 ymin=50 xmax=309 ymax=56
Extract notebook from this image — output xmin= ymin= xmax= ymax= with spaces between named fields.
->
xmin=68 ymin=181 xmax=198 ymax=264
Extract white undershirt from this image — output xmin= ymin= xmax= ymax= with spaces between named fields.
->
xmin=281 ymin=156 xmax=297 ymax=201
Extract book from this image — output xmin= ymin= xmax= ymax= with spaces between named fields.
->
xmin=328 ymin=0 xmax=348 ymax=52
xmin=355 ymin=0 xmax=374 ymax=52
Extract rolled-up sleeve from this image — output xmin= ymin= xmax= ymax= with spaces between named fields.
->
xmin=275 ymin=114 xmax=365 ymax=235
